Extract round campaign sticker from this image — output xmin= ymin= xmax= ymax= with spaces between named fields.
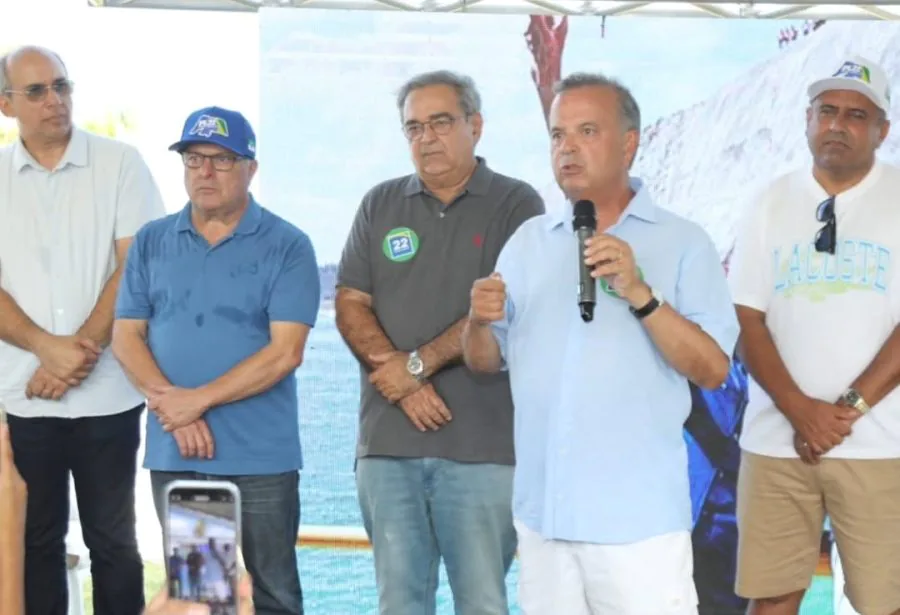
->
xmin=599 ymin=266 xmax=645 ymax=297
xmin=382 ymin=227 xmax=420 ymax=263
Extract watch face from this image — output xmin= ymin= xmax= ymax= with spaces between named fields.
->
xmin=408 ymin=356 xmax=424 ymax=374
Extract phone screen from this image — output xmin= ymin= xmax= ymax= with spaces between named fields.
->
xmin=165 ymin=483 xmax=240 ymax=615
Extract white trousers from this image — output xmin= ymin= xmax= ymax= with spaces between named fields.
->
xmin=831 ymin=540 xmax=862 ymax=615
xmin=515 ymin=520 xmax=699 ymax=615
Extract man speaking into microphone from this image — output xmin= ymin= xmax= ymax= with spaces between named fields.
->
xmin=462 ymin=72 xmax=738 ymax=615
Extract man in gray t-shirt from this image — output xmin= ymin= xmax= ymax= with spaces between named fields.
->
xmin=336 ymin=70 xmax=544 ymax=614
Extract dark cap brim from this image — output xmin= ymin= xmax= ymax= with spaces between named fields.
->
xmin=168 ymin=138 xmax=248 ymax=157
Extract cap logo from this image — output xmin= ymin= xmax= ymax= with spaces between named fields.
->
xmin=189 ymin=115 xmax=229 ymax=138
xmin=833 ymin=61 xmax=871 ymax=84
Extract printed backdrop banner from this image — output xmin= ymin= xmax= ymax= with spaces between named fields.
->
xmin=260 ymin=8 xmax=900 ymax=614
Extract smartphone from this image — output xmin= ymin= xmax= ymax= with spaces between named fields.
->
xmin=163 ymin=480 xmax=242 ymax=614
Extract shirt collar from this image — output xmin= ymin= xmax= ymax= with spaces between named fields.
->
xmin=547 ymin=177 xmax=658 ymax=231
xmin=403 ymin=155 xmax=493 ymax=197
xmin=13 ymin=128 xmax=88 ymax=173
xmin=175 ymin=194 xmax=263 ymax=236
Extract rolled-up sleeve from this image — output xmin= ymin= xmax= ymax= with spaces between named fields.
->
xmin=676 ymin=229 xmax=739 ymax=357
xmin=489 ymin=233 xmax=525 ymax=370
xmin=489 ymin=301 xmax=513 ymax=369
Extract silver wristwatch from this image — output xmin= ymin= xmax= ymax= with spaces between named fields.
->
xmin=840 ymin=388 xmax=870 ymax=414
xmin=406 ymin=350 xmax=426 ymax=382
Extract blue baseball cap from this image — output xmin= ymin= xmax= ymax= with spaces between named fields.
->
xmin=169 ymin=106 xmax=257 ymax=159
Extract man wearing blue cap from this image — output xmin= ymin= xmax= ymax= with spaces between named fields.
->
xmin=111 ymin=106 xmax=321 ymax=615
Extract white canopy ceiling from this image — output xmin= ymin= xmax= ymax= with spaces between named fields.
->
xmin=87 ymin=0 xmax=900 ymax=21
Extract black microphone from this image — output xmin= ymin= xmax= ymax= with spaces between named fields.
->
xmin=572 ymin=200 xmax=597 ymax=323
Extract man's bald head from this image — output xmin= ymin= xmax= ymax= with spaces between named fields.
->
xmin=0 ymin=46 xmax=73 ymax=146
xmin=0 ymin=46 xmax=67 ymax=94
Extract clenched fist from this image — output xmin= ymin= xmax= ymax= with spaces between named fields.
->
xmin=469 ymin=273 xmax=507 ymax=325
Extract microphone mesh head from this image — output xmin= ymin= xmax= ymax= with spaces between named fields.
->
xmin=572 ymin=200 xmax=596 ymax=230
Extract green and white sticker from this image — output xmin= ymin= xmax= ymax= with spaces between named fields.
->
xmin=382 ymin=227 xmax=420 ymax=263
xmin=599 ymin=266 xmax=645 ymax=297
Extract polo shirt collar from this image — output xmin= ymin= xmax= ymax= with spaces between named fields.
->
xmin=547 ymin=177 xmax=659 ymax=232
xmin=176 ymin=195 xmax=263 ymax=236
xmin=14 ymin=128 xmax=88 ymax=173
xmin=403 ymin=155 xmax=493 ymax=197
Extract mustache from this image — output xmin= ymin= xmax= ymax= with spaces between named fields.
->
xmin=823 ymin=131 xmax=849 ymax=145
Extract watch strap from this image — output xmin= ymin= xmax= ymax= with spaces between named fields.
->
xmin=841 ymin=388 xmax=871 ymax=414
xmin=630 ymin=288 xmax=664 ymax=320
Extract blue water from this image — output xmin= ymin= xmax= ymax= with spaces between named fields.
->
xmin=293 ymin=310 xmax=831 ymax=614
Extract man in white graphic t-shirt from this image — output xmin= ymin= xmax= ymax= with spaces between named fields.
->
xmin=729 ymin=55 xmax=900 ymax=615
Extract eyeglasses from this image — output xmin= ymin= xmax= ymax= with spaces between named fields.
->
xmin=3 ymin=79 xmax=74 ymax=103
xmin=182 ymin=152 xmax=245 ymax=172
xmin=402 ymin=114 xmax=465 ymax=141
xmin=814 ymin=195 xmax=836 ymax=255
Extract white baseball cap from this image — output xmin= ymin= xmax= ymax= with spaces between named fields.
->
xmin=808 ymin=55 xmax=891 ymax=113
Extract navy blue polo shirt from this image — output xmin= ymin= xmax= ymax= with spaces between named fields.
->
xmin=115 ymin=198 xmax=320 ymax=475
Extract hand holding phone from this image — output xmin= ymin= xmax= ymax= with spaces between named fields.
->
xmin=162 ymin=480 xmax=242 ymax=615
xmin=143 ymin=570 xmax=254 ymax=615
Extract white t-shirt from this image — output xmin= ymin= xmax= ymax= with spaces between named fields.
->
xmin=729 ymin=161 xmax=900 ymax=459
xmin=0 ymin=129 xmax=166 ymax=418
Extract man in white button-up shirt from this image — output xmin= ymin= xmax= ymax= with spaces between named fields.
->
xmin=0 ymin=46 xmax=165 ymax=615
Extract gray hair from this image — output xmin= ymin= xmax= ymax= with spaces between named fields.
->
xmin=0 ymin=46 xmax=68 ymax=94
xmin=396 ymin=70 xmax=482 ymax=120
xmin=553 ymin=72 xmax=641 ymax=135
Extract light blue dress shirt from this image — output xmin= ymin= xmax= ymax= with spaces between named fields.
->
xmin=491 ymin=178 xmax=739 ymax=545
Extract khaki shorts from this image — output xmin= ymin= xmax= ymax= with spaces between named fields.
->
xmin=735 ymin=452 xmax=900 ymax=615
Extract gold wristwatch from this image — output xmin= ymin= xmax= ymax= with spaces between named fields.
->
xmin=840 ymin=388 xmax=871 ymax=414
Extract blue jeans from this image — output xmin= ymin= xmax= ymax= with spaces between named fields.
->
xmin=150 ymin=470 xmax=303 ymax=615
xmin=356 ymin=457 xmax=516 ymax=615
